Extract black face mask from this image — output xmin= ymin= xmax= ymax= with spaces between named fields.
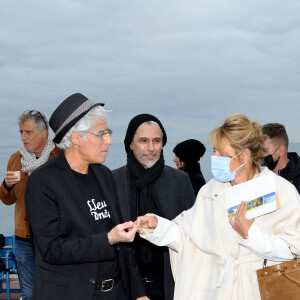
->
xmin=262 ymin=154 xmax=279 ymax=171
xmin=262 ymin=146 xmax=280 ymax=171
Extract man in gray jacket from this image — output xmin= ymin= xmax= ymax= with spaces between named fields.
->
xmin=113 ymin=114 xmax=196 ymax=300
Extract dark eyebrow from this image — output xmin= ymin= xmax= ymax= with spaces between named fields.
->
xmin=138 ymin=137 xmax=161 ymax=140
xmin=20 ymin=130 xmax=32 ymax=133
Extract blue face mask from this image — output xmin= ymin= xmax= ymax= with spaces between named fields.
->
xmin=211 ymin=152 xmax=247 ymax=182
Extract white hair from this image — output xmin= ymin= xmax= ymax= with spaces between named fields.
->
xmin=58 ymin=106 xmax=108 ymax=149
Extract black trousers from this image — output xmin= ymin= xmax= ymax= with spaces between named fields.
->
xmin=92 ymin=280 xmax=129 ymax=300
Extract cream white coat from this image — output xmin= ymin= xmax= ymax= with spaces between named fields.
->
xmin=141 ymin=167 xmax=300 ymax=300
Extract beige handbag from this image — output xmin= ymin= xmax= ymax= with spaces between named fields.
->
xmin=256 ymin=257 xmax=300 ymax=300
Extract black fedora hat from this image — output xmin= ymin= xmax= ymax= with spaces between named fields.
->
xmin=49 ymin=93 xmax=104 ymax=144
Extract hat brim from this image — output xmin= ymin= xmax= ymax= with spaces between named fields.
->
xmin=53 ymin=103 xmax=104 ymax=144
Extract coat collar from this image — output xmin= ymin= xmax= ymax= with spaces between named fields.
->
xmin=55 ymin=150 xmax=71 ymax=170
xmin=200 ymin=178 xmax=229 ymax=203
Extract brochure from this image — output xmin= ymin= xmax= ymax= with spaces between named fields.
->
xmin=224 ymin=173 xmax=278 ymax=219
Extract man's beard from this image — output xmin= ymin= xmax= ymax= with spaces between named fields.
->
xmin=137 ymin=152 xmax=160 ymax=168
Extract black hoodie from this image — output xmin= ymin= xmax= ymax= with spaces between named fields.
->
xmin=278 ymin=152 xmax=300 ymax=194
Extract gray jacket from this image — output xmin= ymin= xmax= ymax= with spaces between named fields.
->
xmin=112 ymin=165 xmax=196 ymax=300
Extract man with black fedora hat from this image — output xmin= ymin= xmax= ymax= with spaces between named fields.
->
xmin=25 ymin=93 xmax=147 ymax=300
xmin=113 ymin=114 xmax=196 ymax=300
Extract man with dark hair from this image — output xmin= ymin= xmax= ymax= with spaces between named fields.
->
xmin=113 ymin=114 xmax=196 ymax=300
xmin=262 ymin=122 xmax=300 ymax=193
xmin=0 ymin=110 xmax=60 ymax=300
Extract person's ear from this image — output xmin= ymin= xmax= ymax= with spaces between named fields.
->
xmin=130 ymin=142 xmax=134 ymax=150
xmin=41 ymin=129 xmax=47 ymax=138
xmin=278 ymin=145 xmax=285 ymax=156
xmin=71 ymin=132 xmax=82 ymax=146
xmin=243 ymin=149 xmax=251 ymax=162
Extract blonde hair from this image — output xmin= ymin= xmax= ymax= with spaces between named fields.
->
xmin=209 ymin=114 xmax=267 ymax=172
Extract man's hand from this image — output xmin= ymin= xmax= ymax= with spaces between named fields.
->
xmin=137 ymin=297 xmax=150 ymax=300
xmin=229 ymin=201 xmax=254 ymax=239
xmin=135 ymin=215 xmax=158 ymax=234
xmin=108 ymin=221 xmax=137 ymax=245
xmin=4 ymin=171 xmax=20 ymax=188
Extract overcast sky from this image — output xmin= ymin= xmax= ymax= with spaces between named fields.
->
xmin=1 ymin=0 xmax=300 ymax=148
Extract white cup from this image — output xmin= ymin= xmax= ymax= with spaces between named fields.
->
xmin=13 ymin=171 xmax=21 ymax=181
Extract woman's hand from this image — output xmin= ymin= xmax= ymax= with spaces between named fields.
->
xmin=229 ymin=201 xmax=254 ymax=239
xmin=135 ymin=215 xmax=158 ymax=234
xmin=108 ymin=221 xmax=137 ymax=245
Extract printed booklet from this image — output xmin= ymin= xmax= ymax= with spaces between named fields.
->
xmin=224 ymin=173 xmax=279 ymax=219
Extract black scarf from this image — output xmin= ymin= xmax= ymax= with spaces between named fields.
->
xmin=127 ymin=150 xmax=165 ymax=218
xmin=127 ymin=150 xmax=165 ymax=277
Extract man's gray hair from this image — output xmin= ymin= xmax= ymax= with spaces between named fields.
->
xmin=18 ymin=110 xmax=49 ymax=135
xmin=130 ymin=120 xmax=163 ymax=147
xmin=139 ymin=120 xmax=163 ymax=137
xmin=58 ymin=106 xmax=108 ymax=149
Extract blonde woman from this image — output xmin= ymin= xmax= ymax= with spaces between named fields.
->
xmin=136 ymin=114 xmax=300 ymax=300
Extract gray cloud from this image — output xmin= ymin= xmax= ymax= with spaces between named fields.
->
xmin=1 ymin=0 xmax=300 ymax=147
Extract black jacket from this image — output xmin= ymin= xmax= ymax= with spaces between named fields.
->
xmin=185 ymin=162 xmax=206 ymax=197
xmin=25 ymin=151 xmax=142 ymax=300
xmin=112 ymin=165 xmax=196 ymax=300
xmin=278 ymin=152 xmax=300 ymax=194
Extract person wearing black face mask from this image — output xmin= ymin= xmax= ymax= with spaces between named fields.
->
xmin=262 ymin=123 xmax=300 ymax=194
xmin=262 ymin=146 xmax=280 ymax=171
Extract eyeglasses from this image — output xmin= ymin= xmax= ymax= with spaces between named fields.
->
xmin=79 ymin=128 xmax=113 ymax=140
xmin=24 ymin=110 xmax=48 ymax=130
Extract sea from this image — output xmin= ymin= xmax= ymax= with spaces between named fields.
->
xmin=1 ymin=142 xmax=300 ymax=235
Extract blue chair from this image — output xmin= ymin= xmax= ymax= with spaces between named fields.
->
xmin=0 ymin=235 xmax=21 ymax=300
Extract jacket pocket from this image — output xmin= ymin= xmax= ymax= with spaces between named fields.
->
xmin=37 ymin=266 xmax=70 ymax=287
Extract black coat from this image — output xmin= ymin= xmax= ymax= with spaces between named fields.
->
xmin=185 ymin=162 xmax=206 ymax=197
xmin=278 ymin=152 xmax=300 ymax=194
xmin=112 ymin=165 xmax=196 ymax=300
xmin=25 ymin=151 xmax=141 ymax=300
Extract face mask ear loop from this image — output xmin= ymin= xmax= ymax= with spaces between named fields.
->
xmin=231 ymin=152 xmax=241 ymax=160
xmin=272 ymin=146 xmax=280 ymax=156
xmin=231 ymin=151 xmax=248 ymax=173
xmin=233 ymin=161 xmax=247 ymax=173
